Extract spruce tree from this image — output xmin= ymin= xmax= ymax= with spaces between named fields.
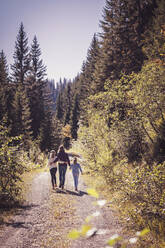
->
xmin=39 ymin=112 xmax=53 ymax=151
xmin=92 ymin=0 xmax=156 ymax=93
xmin=39 ymin=81 xmax=54 ymax=151
xmin=0 ymin=50 xmax=9 ymax=121
xmin=30 ymin=35 xmax=47 ymax=81
xmin=92 ymin=0 xmax=116 ymax=93
xmin=25 ymin=35 xmax=47 ymax=139
xmin=64 ymin=83 xmax=72 ymax=125
xmin=143 ymin=0 xmax=165 ymax=61
xmin=10 ymin=23 xmax=32 ymax=145
xmin=78 ymin=34 xmax=100 ymax=122
xmin=56 ymin=92 xmax=64 ymax=120
xmin=0 ymin=50 xmax=8 ymax=85
xmin=80 ymin=34 xmax=100 ymax=97
xmin=51 ymin=116 xmax=63 ymax=152
xmin=48 ymin=79 xmax=57 ymax=111
xmin=71 ymin=93 xmax=80 ymax=140
xmin=11 ymin=84 xmax=32 ymax=149
xmin=11 ymin=22 xmax=30 ymax=85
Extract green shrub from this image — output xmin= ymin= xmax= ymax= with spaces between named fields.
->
xmin=0 ymin=124 xmax=25 ymax=203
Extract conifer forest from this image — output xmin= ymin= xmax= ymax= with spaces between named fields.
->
xmin=0 ymin=0 xmax=165 ymax=247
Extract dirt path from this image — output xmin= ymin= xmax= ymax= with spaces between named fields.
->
xmin=69 ymin=170 xmax=122 ymax=248
xmin=0 ymin=168 xmax=122 ymax=248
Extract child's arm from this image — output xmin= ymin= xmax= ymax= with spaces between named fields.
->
xmin=79 ymin=164 xmax=83 ymax=174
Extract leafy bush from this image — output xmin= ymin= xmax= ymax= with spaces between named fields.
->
xmin=0 ymin=124 xmax=25 ymax=203
xmin=76 ymin=61 xmax=165 ymax=245
xmin=120 ymin=161 xmax=165 ymax=234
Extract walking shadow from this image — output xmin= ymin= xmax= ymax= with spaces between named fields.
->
xmin=53 ymin=188 xmax=88 ymax=197
xmin=77 ymin=190 xmax=88 ymax=196
xmin=66 ymin=189 xmax=88 ymax=196
xmin=54 ymin=188 xmax=67 ymax=194
xmin=5 ymin=221 xmax=31 ymax=229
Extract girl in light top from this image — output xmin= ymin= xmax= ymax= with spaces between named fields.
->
xmin=48 ymin=150 xmax=58 ymax=189
xmin=70 ymin=157 xmax=83 ymax=191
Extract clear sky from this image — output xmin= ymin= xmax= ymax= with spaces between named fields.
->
xmin=1 ymin=0 xmax=105 ymax=82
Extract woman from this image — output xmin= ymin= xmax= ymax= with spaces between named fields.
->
xmin=53 ymin=145 xmax=70 ymax=189
xmin=48 ymin=150 xmax=58 ymax=189
xmin=70 ymin=157 xmax=82 ymax=191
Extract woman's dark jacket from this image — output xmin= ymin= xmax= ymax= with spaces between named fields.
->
xmin=53 ymin=151 xmax=70 ymax=166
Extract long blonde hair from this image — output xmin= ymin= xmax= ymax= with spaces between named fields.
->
xmin=49 ymin=150 xmax=56 ymax=159
xmin=73 ymin=157 xmax=77 ymax=165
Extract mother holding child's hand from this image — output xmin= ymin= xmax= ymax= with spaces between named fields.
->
xmin=47 ymin=150 xmax=58 ymax=189
xmin=51 ymin=145 xmax=70 ymax=190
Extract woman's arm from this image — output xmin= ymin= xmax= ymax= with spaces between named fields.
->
xmin=53 ymin=155 xmax=58 ymax=163
xmin=67 ymin=154 xmax=71 ymax=167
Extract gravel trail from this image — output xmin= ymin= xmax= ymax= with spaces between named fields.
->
xmin=0 ymin=168 xmax=122 ymax=248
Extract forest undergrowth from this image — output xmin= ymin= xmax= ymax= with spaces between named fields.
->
xmin=69 ymin=144 xmax=165 ymax=248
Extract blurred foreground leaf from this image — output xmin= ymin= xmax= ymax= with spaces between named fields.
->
xmin=68 ymin=225 xmax=92 ymax=240
xmin=81 ymin=224 xmax=92 ymax=236
xmin=136 ymin=228 xmax=150 ymax=237
xmin=68 ymin=229 xmax=80 ymax=240
xmin=107 ymin=234 xmax=122 ymax=246
xmin=87 ymin=188 xmax=99 ymax=198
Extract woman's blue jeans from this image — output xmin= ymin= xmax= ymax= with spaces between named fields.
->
xmin=58 ymin=164 xmax=67 ymax=188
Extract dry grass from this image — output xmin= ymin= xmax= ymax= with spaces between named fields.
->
xmin=0 ymin=167 xmax=46 ymax=225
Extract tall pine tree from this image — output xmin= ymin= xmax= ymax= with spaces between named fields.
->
xmin=0 ymin=50 xmax=9 ymax=121
xmin=11 ymin=84 xmax=32 ymax=150
xmin=11 ymin=22 xmax=30 ymax=85
xmin=25 ymin=35 xmax=47 ymax=139
xmin=64 ymin=82 xmax=72 ymax=125
xmin=10 ymin=23 xmax=32 ymax=145
xmin=30 ymin=35 xmax=47 ymax=81
xmin=39 ymin=80 xmax=54 ymax=151
xmin=92 ymin=0 xmax=156 ymax=93
xmin=71 ymin=93 xmax=80 ymax=140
